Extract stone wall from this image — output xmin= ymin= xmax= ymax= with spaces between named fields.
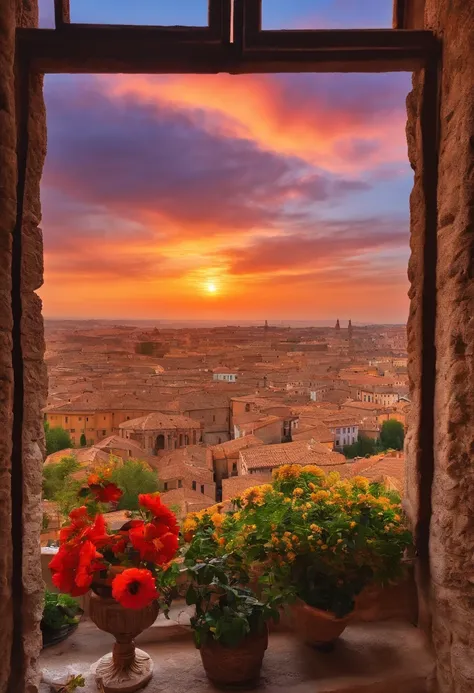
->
xmin=0 ymin=0 xmax=17 ymax=690
xmin=0 ymin=1 xmax=46 ymax=691
xmin=428 ymin=2 xmax=474 ymax=692
xmin=405 ymin=2 xmax=474 ymax=692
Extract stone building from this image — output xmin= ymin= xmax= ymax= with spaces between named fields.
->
xmin=119 ymin=413 xmax=202 ymax=455
xmin=0 ymin=2 xmax=473 ymax=693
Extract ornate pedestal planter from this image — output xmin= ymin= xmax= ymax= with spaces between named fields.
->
xmin=89 ymin=593 xmax=159 ymax=693
xmin=289 ymin=600 xmax=351 ymax=649
xmin=199 ymin=628 xmax=268 ymax=686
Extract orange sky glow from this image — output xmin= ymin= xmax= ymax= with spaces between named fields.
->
xmin=39 ymin=69 xmax=412 ymax=324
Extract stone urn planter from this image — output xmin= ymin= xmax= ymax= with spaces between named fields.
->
xmin=289 ymin=600 xmax=352 ymax=649
xmin=89 ymin=592 xmax=159 ymax=693
xmin=199 ymin=627 xmax=269 ymax=686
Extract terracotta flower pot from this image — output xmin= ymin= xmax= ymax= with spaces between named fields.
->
xmin=89 ymin=592 xmax=159 ymax=693
xmin=289 ymin=600 xmax=351 ymax=649
xmin=199 ymin=627 xmax=269 ymax=686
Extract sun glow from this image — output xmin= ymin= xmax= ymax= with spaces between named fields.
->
xmin=205 ymin=281 xmax=218 ymax=294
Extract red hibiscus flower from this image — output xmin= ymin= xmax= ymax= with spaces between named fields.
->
xmin=139 ymin=494 xmax=179 ymax=535
xmin=89 ymin=482 xmax=123 ymax=505
xmin=129 ymin=523 xmax=179 ymax=565
xmin=112 ymin=568 xmax=158 ymax=610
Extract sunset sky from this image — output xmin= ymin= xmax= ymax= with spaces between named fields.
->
xmin=38 ymin=0 xmax=412 ymax=324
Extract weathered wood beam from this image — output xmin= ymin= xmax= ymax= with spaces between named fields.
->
xmin=16 ymin=26 xmax=437 ymax=74
xmin=54 ymin=0 xmax=70 ymax=28
xmin=393 ymin=0 xmax=426 ymax=29
xmin=208 ymin=0 xmax=231 ymax=42
xmin=241 ymin=29 xmax=435 ymax=51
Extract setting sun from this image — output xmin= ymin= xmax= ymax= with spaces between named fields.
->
xmin=205 ymin=282 xmax=218 ymax=294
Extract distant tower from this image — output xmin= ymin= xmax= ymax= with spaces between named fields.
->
xmin=348 ymin=319 xmax=353 ymax=339
xmin=335 ymin=319 xmax=340 ymax=331
xmin=264 ymin=319 xmax=268 ymax=330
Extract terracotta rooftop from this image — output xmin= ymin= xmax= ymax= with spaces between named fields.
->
xmin=292 ymin=421 xmax=334 ymax=443
xmin=94 ymin=435 xmax=147 ymax=454
xmin=119 ymin=412 xmax=202 ymax=431
xmin=44 ymin=446 xmax=110 ymax=467
xmin=240 ymin=441 xmax=346 ymax=471
xmin=155 ymin=445 xmax=210 ymax=471
xmin=210 ymin=434 xmax=264 ymax=459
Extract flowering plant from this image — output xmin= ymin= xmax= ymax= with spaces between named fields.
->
xmin=49 ymin=493 xmax=179 ymax=611
xmin=183 ymin=466 xmax=412 ymax=618
xmin=184 ymin=555 xmax=281 ymax=649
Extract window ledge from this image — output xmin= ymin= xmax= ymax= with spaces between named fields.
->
xmin=40 ymin=619 xmax=433 ymax=693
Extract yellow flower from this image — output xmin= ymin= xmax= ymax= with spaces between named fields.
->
xmin=308 ymin=482 xmax=316 ymax=491
xmin=321 ymin=544 xmax=328 ymax=550
xmin=273 ymin=464 xmax=302 ymax=481
xmin=310 ymin=490 xmax=330 ymax=503
xmin=211 ymin=512 xmax=223 ymax=528
xmin=350 ymin=521 xmax=356 ymax=529
xmin=352 ymin=476 xmax=370 ymax=490
xmin=310 ymin=524 xmax=321 ymax=533
xmin=284 ymin=531 xmax=292 ymax=537
xmin=287 ymin=552 xmax=296 ymax=562
xmin=293 ymin=487 xmax=304 ymax=497
xmin=301 ymin=465 xmax=324 ymax=477
xmin=394 ymin=514 xmax=401 ymax=522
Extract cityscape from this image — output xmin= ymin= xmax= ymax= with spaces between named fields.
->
xmin=42 ymin=316 xmax=408 ymax=535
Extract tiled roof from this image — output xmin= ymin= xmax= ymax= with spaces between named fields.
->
xmin=155 ymin=445 xmax=210 ymax=470
xmin=210 ymin=435 xmax=264 ymax=460
xmin=94 ymin=435 xmax=146 ymax=454
xmin=240 ymin=441 xmax=346 ymax=471
xmin=119 ymin=412 xmax=201 ymax=431
xmin=292 ymin=422 xmax=334 ymax=443
xmin=44 ymin=446 xmax=110 ymax=466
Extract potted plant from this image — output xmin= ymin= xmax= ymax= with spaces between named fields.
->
xmin=48 ymin=471 xmax=179 ymax=693
xmin=41 ymin=590 xmax=83 ymax=649
xmin=222 ymin=466 xmax=412 ymax=648
xmin=183 ymin=555 xmax=280 ymax=686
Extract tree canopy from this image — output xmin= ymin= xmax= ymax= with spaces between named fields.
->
xmin=380 ymin=419 xmax=404 ymax=451
xmin=44 ymin=421 xmax=73 ymax=456
xmin=110 ymin=458 xmax=160 ymax=511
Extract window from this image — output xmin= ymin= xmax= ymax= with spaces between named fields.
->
xmin=103 ymin=416 xmax=106 ymax=421
xmin=178 ymin=479 xmax=182 ymax=488
xmin=200 ymin=485 xmax=205 ymax=494
xmin=70 ymin=428 xmax=75 ymax=433
xmin=336 ymin=439 xmax=340 ymax=446
xmin=102 ymin=430 xmax=107 ymax=436
xmin=245 ymin=404 xmax=251 ymax=412
xmin=213 ymin=415 xmax=216 ymax=422
xmin=163 ymin=482 xmax=168 ymax=491
xmin=192 ymin=481 xmax=197 ymax=491
xmin=232 ymin=462 xmax=237 ymax=472
xmin=86 ymin=417 xmax=89 ymax=422
xmin=65 ymin=416 xmax=68 ymax=423
xmin=78 ymin=416 xmax=82 ymax=421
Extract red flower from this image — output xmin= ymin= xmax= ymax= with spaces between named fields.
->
xmin=139 ymin=494 xmax=179 ymax=535
xmin=90 ymin=482 xmax=122 ymax=505
xmin=112 ymin=568 xmax=158 ymax=610
xmin=129 ymin=523 xmax=178 ymax=565
xmin=50 ymin=509 xmax=107 ymax=596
